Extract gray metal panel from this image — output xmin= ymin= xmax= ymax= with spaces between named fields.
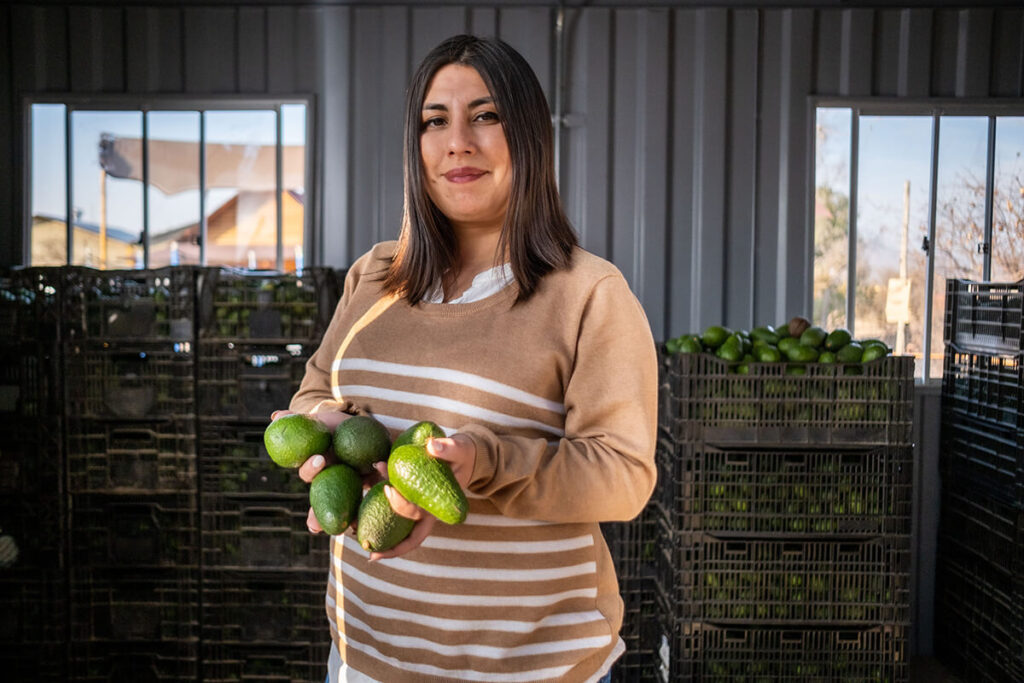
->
xmin=469 ymin=7 xmax=498 ymax=37
xmin=873 ymin=10 xmax=902 ymax=97
xmin=563 ymin=7 xmax=612 ymax=260
xmin=840 ymin=9 xmax=874 ymax=96
xmin=410 ymin=6 xmax=470 ymax=69
xmin=497 ymin=7 xmax=554 ymax=101
xmin=69 ymin=6 xmax=124 ymax=93
xmin=814 ymin=10 xmax=842 ymax=96
xmin=238 ymin=7 xmax=267 ymax=93
xmin=931 ymin=9 xmax=959 ymax=96
xmin=898 ymin=9 xmax=933 ymax=98
xmin=316 ymin=5 xmax=352 ymax=267
xmin=990 ymin=9 xmax=1024 ymax=97
xmin=0 ymin=8 xmax=12 ymax=263
xmin=956 ymin=8 xmax=993 ymax=98
xmin=124 ymin=7 xmax=184 ymax=93
xmin=12 ymin=5 xmax=69 ymax=93
xmin=669 ymin=9 xmax=697 ymax=335
xmin=268 ymin=6 xmax=320 ymax=94
xmin=183 ymin=7 xmax=237 ymax=93
xmin=349 ymin=5 xmax=409 ymax=261
xmin=727 ymin=10 xmax=760 ymax=328
xmin=755 ymin=10 xmax=783 ymax=325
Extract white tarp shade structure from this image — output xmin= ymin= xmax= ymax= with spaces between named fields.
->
xmin=98 ymin=133 xmax=305 ymax=195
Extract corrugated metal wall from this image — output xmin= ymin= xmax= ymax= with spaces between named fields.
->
xmin=2 ymin=1 xmax=1023 ymax=658
xmin=4 ymin=3 xmax=1023 ymax=340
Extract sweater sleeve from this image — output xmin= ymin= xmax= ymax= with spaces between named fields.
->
xmin=460 ymin=273 xmax=659 ymax=524
xmin=289 ymin=255 xmax=373 ymax=417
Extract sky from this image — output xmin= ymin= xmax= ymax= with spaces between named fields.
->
xmin=31 ymin=103 xmax=307 ymax=237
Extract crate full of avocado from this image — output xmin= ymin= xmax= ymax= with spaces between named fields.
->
xmin=661 ymin=316 xmax=914 ymax=446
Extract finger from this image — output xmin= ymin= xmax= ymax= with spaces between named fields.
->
xmin=298 ymin=453 xmax=336 ymax=484
xmin=270 ymin=409 xmax=293 ymax=421
xmin=306 ymin=507 xmax=323 ymax=534
xmin=373 ymin=461 xmax=388 ymax=478
xmin=361 ymin=462 xmax=387 ymax=491
xmin=384 ymin=484 xmax=426 ymax=521
xmin=370 ymin=515 xmax=436 ymax=561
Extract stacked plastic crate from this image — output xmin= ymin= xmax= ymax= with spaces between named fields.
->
xmin=655 ymin=351 xmax=914 ymax=681
xmin=196 ymin=267 xmax=340 ymax=682
xmin=935 ymin=279 xmax=1024 ymax=683
xmin=62 ymin=267 xmax=201 ymax=681
xmin=0 ymin=268 xmax=66 ymax=681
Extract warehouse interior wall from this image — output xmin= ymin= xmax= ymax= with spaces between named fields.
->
xmin=2 ymin=0 xmax=1023 ymax=658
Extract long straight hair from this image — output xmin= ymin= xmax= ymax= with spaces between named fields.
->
xmin=382 ymin=34 xmax=578 ymax=304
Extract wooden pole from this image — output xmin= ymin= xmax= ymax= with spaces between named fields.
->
xmin=99 ymin=168 xmax=108 ymax=269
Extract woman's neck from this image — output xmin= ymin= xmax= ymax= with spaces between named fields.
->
xmin=445 ymin=224 xmax=504 ymax=301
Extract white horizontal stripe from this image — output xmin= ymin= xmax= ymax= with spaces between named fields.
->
xmin=342 ymin=535 xmax=594 ymax=581
xmin=338 ymin=385 xmax=565 ymax=437
xmin=336 ymin=358 xmax=565 ymax=415
xmin=343 ymin=610 xmax=611 ymax=660
xmin=331 ymin=624 xmax=576 ymax=682
xmin=337 ymin=556 xmax=598 ymax=607
xmin=421 ymin=534 xmax=594 ymax=554
xmin=464 ymin=513 xmax=551 ymax=527
xmin=327 ymin=575 xmax=606 ymax=634
xmin=369 ymin=412 xmax=457 ymax=437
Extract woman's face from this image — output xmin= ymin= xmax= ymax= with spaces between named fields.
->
xmin=420 ymin=64 xmax=512 ymax=233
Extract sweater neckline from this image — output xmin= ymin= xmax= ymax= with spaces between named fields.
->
xmin=413 ymin=281 xmax=518 ymax=317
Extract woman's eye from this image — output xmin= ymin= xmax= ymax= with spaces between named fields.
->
xmin=475 ymin=111 xmax=499 ymax=123
xmin=422 ymin=117 xmax=446 ymax=129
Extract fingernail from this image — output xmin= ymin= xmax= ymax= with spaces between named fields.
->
xmin=311 ymin=455 xmax=325 ymax=469
xmin=430 ymin=439 xmax=445 ymax=453
xmin=383 ymin=485 xmax=392 ymax=497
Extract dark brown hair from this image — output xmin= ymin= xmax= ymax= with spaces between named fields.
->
xmin=382 ymin=34 xmax=577 ymax=304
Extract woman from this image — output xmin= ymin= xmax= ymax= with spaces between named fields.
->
xmin=283 ymin=34 xmax=657 ymax=682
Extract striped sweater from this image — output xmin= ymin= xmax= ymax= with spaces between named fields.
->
xmin=290 ymin=241 xmax=658 ymax=682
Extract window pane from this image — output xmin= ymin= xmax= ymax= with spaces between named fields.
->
xmin=74 ymin=111 xmax=144 ymax=269
xmin=992 ymin=117 xmax=1024 ymax=282
xmin=30 ymin=104 xmax=67 ymax=266
xmin=281 ymin=104 xmax=307 ymax=272
xmin=931 ymin=116 xmax=989 ymax=377
xmin=854 ymin=116 xmax=933 ymax=379
xmin=204 ymin=110 xmax=277 ymax=269
xmin=813 ymin=108 xmax=851 ymax=330
xmin=148 ymin=111 xmax=201 ymax=268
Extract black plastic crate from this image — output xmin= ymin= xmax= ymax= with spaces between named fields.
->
xmin=67 ymin=418 xmax=196 ymax=494
xmin=201 ymin=642 xmax=331 ymax=683
xmin=198 ymin=267 xmax=339 ymax=342
xmin=0 ymin=340 xmax=61 ymax=418
xmin=199 ymin=422 xmax=306 ymax=495
xmin=661 ymin=622 xmax=907 ymax=682
xmin=938 ymin=487 xmax=1024 ymax=580
xmin=69 ymin=639 xmax=199 ymax=682
xmin=70 ymin=493 xmax=198 ymax=568
xmin=942 ymin=346 xmax=1023 ymax=432
xmin=613 ymin=575 xmax=669 ymax=683
xmin=0 ymin=641 xmax=67 ymax=683
xmin=940 ymin=417 xmax=1023 ymax=508
xmin=70 ymin=566 xmax=198 ymax=642
xmin=202 ymin=493 xmax=329 ymax=569
xmin=663 ymin=353 xmax=914 ymax=447
xmin=0 ymin=569 xmax=67 ymax=645
xmin=0 ymin=267 xmax=63 ymax=344
xmin=655 ymin=441 xmax=913 ymax=537
xmin=654 ymin=535 xmax=910 ymax=626
xmin=197 ymin=341 xmax=312 ymax=420
xmin=64 ymin=266 xmax=197 ymax=342
xmin=0 ymin=497 xmax=64 ymax=570
xmin=934 ymin=546 xmax=1024 ymax=683
xmin=201 ymin=569 xmax=327 ymax=644
xmin=601 ymin=503 xmax=661 ymax=582
xmin=64 ymin=342 xmax=195 ymax=419
xmin=944 ymin=278 xmax=1024 ymax=356
xmin=1 ymin=416 xmax=63 ymax=498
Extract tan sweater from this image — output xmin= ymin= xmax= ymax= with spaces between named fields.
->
xmin=290 ymin=241 xmax=658 ymax=682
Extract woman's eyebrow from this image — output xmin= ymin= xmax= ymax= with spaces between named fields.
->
xmin=422 ymin=96 xmax=495 ymax=111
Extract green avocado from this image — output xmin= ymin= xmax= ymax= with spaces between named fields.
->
xmin=388 ymin=444 xmax=468 ymax=525
xmin=309 ymin=465 xmax=362 ymax=535
xmin=356 ymin=481 xmax=416 ymax=552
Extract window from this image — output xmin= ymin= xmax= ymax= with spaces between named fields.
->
xmin=812 ymin=102 xmax=1024 ymax=381
xmin=28 ymin=99 xmax=310 ymax=271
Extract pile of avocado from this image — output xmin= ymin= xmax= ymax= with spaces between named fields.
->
xmin=263 ymin=415 xmax=467 ymax=552
xmin=665 ymin=316 xmax=892 ymax=374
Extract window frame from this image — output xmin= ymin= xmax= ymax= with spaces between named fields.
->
xmin=807 ymin=96 xmax=1024 ymax=383
xmin=23 ymin=94 xmax=317 ymax=271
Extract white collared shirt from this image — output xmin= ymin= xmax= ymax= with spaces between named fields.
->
xmin=423 ymin=263 xmax=514 ymax=304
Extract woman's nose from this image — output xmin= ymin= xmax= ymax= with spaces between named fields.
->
xmin=446 ymin=119 xmax=475 ymax=155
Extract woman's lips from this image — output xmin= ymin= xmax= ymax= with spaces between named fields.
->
xmin=443 ymin=167 xmax=486 ymax=183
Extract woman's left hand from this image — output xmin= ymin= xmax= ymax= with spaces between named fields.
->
xmin=368 ymin=434 xmax=476 ymax=561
